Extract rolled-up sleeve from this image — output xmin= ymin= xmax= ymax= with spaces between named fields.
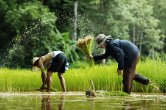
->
xmin=93 ymin=51 xmax=110 ymax=61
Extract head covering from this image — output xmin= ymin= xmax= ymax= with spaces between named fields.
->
xmin=31 ymin=57 xmax=40 ymax=72
xmin=96 ymin=34 xmax=112 ymax=49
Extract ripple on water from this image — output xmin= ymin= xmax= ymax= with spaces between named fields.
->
xmin=0 ymin=92 xmax=166 ymax=110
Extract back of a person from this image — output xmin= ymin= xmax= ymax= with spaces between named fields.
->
xmin=110 ymin=40 xmax=139 ymax=59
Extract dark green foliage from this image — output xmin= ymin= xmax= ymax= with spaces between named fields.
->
xmin=3 ymin=1 xmax=57 ymax=68
xmin=3 ymin=1 xmax=78 ymax=68
xmin=0 ymin=0 xmax=166 ymax=68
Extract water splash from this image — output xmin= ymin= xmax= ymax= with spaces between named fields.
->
xmin=2 ymin=10 xmax=100 ymax=67
xmin=55 ymin=10 xmax=101 ymax=39
xmin=2 ymin=19 xmax=49 ymax=67
xmin=149 ymin=82 xmax=161 ymax=93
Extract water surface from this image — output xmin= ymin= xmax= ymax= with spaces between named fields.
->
xmin=0 ymin=92 xmax=166 ymax=110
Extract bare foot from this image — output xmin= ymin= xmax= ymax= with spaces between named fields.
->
xmin=40 ymin=85 xmax=45 ymax=91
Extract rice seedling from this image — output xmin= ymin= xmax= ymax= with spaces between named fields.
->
xmin=96 ymin=91 xmax=129 ymax=96
xmin=77 ymin=36 xmax=94 ymax=66
xmin=0 ymin=58 xmax=166 ymax=93
xmin=0 ymin=68 xmax=42 ymax=92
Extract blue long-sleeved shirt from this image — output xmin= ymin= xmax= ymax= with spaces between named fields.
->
xmin=93 ymin=40 xmax=140 ymax=70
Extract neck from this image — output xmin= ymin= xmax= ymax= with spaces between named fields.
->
xmin=103 ymin=42 xmax=107 ymax=49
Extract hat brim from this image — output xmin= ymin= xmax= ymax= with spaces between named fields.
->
xmin=31 ymin=65 xmax=40 ymax=72
xmin=96 ymin=36 xmax=112 ymax=49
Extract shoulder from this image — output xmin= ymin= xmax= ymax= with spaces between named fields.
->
xmin=40 ymin=52 xmax=53 ymax=62
xmin=43 ymin=52 xmax=53 ymax=60
xmin=37 ymin=58 xmax=44 ymax=68
xmin=107 ymin=40 xmax=120 ymax=46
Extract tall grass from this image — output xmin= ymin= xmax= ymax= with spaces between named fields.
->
xmin=0 ymin=58 xmax=166 ymax=93
xmin=0 ymin=68 xmax=41 ymax=92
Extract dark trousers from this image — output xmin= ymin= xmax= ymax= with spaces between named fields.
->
xmin=123 ymin=53 xmax=149 ymax=94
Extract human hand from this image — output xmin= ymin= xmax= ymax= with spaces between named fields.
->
xmin=116 ymin=69 xmax=122 ymax=76
xmin=87 ymin=55 xmax=94 ymax=59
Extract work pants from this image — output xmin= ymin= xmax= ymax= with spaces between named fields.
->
xmin=123 ymin=53 xmax=149 ymax=94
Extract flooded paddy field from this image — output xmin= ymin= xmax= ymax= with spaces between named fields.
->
xmin=0 ymin=92 xmax=166 ymax=110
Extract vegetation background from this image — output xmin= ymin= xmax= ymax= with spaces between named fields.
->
xmin=1 ymin=0 xmax=166 ymax=93
xmin=0 ymin=0 xmax=166 ymax=68
xmin=1 ymin=59 xmax=166 ymax=93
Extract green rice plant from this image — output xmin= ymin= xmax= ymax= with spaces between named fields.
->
xmin=0 ymin=58 xmax=166 ymax=93
xmin=0 ymin=68 xmax=42 ymax=92
xmin=131 ymin=58 xmax=166 ymax=93
xmin=77 ymin=36 xmax=94 ymax=66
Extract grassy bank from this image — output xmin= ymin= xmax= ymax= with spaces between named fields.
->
xmin=0 ymin=59 xmax=166 ymax=93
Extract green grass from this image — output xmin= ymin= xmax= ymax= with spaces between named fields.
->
xmin=0 ymin=58 xmax=166 ymax=93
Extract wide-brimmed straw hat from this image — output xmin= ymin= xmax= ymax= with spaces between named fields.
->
xmin=96 ymin=34 xmax=112 ymax=49
xmin=31 ymin=57 xmax=40 ymax=72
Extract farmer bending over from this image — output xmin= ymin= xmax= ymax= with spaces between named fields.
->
xmin=87 ymin=34 xmax=150 ymax=94
xmin=31 ymin=51 xmax=69 ymax=92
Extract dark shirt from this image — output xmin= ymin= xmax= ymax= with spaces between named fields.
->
xmin=93 ymin=40 xmax=140 ymax=70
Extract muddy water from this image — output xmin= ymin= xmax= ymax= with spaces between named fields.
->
xmin=0 ymin=92 xmax=166 ymax=110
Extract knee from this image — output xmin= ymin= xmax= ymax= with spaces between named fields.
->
xmin=58 ymin=74 xmax=63 ymax=79
xmin=46 ymin=72 xmax=49 ymax=76
xmin=47 ymin=71 xmax=53 ymax=77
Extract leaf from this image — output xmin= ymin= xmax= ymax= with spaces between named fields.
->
xmin=48 ymin=46 xmax=52 ymax=52
xmin=31 ymin=37 xmax=39 ymax=41
xmin=62 ymin=32 xmax=69 ymax=42
xmin=71 ymin=49 xmax=79 ymax=60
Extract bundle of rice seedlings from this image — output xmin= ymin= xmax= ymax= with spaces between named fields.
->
xmin=77 ymin=36 xmax=94 ymax=66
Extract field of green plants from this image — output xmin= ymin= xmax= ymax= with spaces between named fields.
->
xmin=0 ymin=59 xmax=166 ymax=93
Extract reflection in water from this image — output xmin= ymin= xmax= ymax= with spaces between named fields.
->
xmin=91 ymin=99 xmax=95 ymax=110
xmin=122 ymin=101 xmax=138 ymax=110
xmin=41 ymin=95 xmax=52 ymax=110
xmin=0 ymin=92 xmax=166 ymax=110
xmin=86 ymin=94 xmax=95 ymax=110
xmin=41 ymin=95 xmax=65 ymax=110
xmin=122 ymin=96 xmax=157 ymax=110
xmin=58 ymin=95 xmax=65 ymax=110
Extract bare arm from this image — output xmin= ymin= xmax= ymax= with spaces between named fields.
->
xmin=87 ymin=55 xmax=94 ymax=59
xmin=41 ymin=65 xmax=46 ymax=85
xmin=38 ymin=60 xmax=46 ymax=90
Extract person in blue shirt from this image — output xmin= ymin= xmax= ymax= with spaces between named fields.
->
xmin=87 ymin=34 xmax=150 ymax=94
xmin=31 ymin=51 xmax=69 ymax=92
